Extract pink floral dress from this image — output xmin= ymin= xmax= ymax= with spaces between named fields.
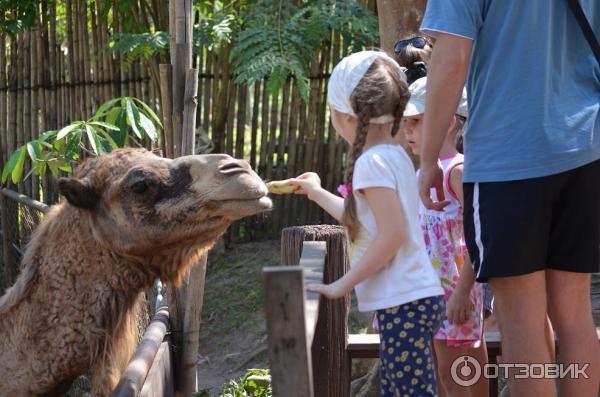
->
xmin=419 ymin=153 xmax=483 ymax=348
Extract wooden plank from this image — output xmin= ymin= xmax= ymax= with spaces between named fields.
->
xmin=139 ymin=341 xmax=175 ymax=397
xmin=298 ymin=241 xmax=326 ymax=345
xmin=263 ymin=266 xmax=314 ymax=397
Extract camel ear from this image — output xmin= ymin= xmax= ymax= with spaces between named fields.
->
xmin=58 ymin=177 xmax=99 ymax=209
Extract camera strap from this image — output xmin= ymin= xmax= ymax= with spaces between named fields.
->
xmin=568 ymin=0 xmax=600 ymax=64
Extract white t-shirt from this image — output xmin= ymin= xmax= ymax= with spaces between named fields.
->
xmin=350 ymin=144 xmax=444 ymax=311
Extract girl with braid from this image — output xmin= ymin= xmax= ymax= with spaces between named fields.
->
xmin=292 ymin=50 xmax=445 ymax=397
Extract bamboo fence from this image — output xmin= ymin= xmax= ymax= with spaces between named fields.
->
xmin=0 ymin=0 xmax=378 ymax=250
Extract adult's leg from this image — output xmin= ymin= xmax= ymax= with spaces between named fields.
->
xmin=467 ymin=342 xmax=489 ymax=397
xmin=544 ymin=315 xmax=555 ymax=362
xmin=546 ymin=270 xmax=599 ymax=397
xmin=489 ymin=271 xmax=557 ymax=397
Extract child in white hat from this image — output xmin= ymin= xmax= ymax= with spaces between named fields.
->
xmin=403 ymin=76 xmax=490 ymax=396
xmin=292 ymin=52 xmax=445 ymax=397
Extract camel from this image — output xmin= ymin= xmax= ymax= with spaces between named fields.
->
xmin=0 ymin=148 xmax=272 ymax=396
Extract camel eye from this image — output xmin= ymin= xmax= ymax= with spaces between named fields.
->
xmin=131 ymin=180 xmax=148 ymax=194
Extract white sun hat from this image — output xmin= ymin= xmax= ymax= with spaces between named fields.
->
xmin=403 ymin=76 xmax=468 ymax=118
xmin=328 ymin=50 xmax=407 ymax=124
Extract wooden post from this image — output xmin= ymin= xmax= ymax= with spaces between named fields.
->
xmin=281 ymin=225 xmax=351 ymax=397
xmin=264 ymin=241 xmax=326 ymax=397
xmin=163 ymin=2 xmax=206 ymax=395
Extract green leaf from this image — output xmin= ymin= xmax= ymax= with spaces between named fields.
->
xmin=93 ymin=126 xmax=119 ymax=150
xmin=39 ymin=130 xmax=58 ymax=142
xmin=114 ymin=110 xmax=129 ymax=147
xmin=85 ymin=124 xmax=101 ymax=155
xmin=88 ymin=121 xmax=120 ymax=131
xmin=11 ymin=146 xmax=27 ymax=184
xmin=26 ymin=141 xmax=42 ymax=162
xmin=138 ymin=112 xmax=158 ymax=141
xmin=125 ymin=98 xmax=142 ymax=139
xmin=133 ymin=97 xmax=163 ymax=128
xmin=57 ymin=161 xmax=73 ymax=173
xmin=93 ymin=97 xmax=122 ymax=119
xmin=2 ymin=146 xmax=25 ymax=183
xmin=47 ymin=159 xmax=60 ymax=177
xmin=57 ymin=122 xmax=83 ymax=140
xmin=65 ymin=131 xmax=82 ymax=161
xmin=104 ymin=107 xmax=122 ymax=125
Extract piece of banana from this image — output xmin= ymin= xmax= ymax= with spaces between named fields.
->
xmin=266 ymin=179 xmax=299 ymax=195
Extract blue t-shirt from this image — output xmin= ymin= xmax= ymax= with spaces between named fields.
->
xmin=421 ymin=0 xmax=600 ymax=182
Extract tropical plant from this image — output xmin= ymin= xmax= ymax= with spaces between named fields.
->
xmin=232 ymin=0 xmax=379 ymax=101
xmin=107 ymin=0 xmax=378 ymax=101
xmin=1 ymin=97 xmax=162 ymax=184
xmin=0 ymin=0 xmax=38 ymax=35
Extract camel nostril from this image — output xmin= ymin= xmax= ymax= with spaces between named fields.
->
xmin=219 ymin=160 xmax=249 ymax=175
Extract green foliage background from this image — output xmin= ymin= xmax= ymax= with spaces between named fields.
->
xmin=2 ymin=0 xmax=378 ymax=101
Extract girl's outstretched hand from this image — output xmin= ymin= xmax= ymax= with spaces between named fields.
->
xmin=306 ymin=279 xmax=348 ymax=300
xmin=446 ymin=286 xmax=472 ymax=325
xmin=290 ymin=172 xmax=322 ymax=200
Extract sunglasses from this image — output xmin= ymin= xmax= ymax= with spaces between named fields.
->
xmin=394 ymin=36 xmax=430 ymax=53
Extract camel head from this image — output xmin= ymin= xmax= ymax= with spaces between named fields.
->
xmin=57 ymin=148 xmax=271 ymax=283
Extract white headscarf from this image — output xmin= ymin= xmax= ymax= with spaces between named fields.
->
xmin=327 ymin=50 xmax=406 ymax=124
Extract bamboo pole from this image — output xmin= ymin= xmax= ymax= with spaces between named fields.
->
xmin=159 ymin=64 xmax=173 ymax=158
xmin=0 ymin=16 xmax=6 ymax=167
xmin=30 ymin=29 xmax=40 ymax=200
xmin=265 ymin=91 xmax=278 ymax=181
xmin=224 ymin=82 xmax=236 ymax=156
xmin=181 ymin=68 xmax=198 ymax=154
xmin=201 ymin=50 xmax=212 ymax=134
xmin=284 ymin=82 xmax=301 ymax=227
xmin=3 ymin=37 xmax=19 ymax=287
xmin=81 ymin=0 xmax=93 ymax=115
xmin=16 ymin=34 xmax=24 ymax=194
xmin=48 ymin=1 xmax=58 ymax=130
xmin=249 ymin=82 xmax=260 ymax=170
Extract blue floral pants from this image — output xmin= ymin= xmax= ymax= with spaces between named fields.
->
xmin=377 ymin=296 xmax=445 ymax=397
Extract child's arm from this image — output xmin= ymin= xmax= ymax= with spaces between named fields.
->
xmin=291 ymin=172 xmax=344 ymax=222
xmin=306 ymin=187 xmax=407 ymax=299
xmin=446 ymin=163 xmax=476 ymax=324
xmin=447 ymin=258 xmax=476 ymax=324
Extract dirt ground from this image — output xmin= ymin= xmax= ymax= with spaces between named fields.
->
xmin=196 ymin=240 xmax=279 ymax=395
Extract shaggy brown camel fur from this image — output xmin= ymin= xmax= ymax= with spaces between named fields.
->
xmin=0 ymin=148 xmax=272 ymax=396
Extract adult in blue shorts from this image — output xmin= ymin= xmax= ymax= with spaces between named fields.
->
xmin=417 ymin=1 xmax=599 ymax=396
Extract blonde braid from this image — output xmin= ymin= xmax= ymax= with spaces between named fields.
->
xmin=342 ymin=111 xmax=370 ymax=242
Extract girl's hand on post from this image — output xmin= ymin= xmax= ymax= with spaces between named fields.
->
xmin=290 ymin=172 xmax=322 ymax=201
xmin=306 ymin=279 xmax=348 ymax=299
xmin=446 ymin=286 xmax=472 ymax=325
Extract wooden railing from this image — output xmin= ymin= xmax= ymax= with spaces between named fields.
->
xmin=112 ymin=305 xmax=175 ymax=397
xmin=264 ymin=225 xmax=350 ymax=397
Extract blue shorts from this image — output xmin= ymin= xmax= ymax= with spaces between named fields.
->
xmin=377 ymin=296 xmax=445 ymax=397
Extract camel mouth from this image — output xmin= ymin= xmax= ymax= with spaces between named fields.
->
xmin=218 ymin=194 xmax=272 ymax=208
